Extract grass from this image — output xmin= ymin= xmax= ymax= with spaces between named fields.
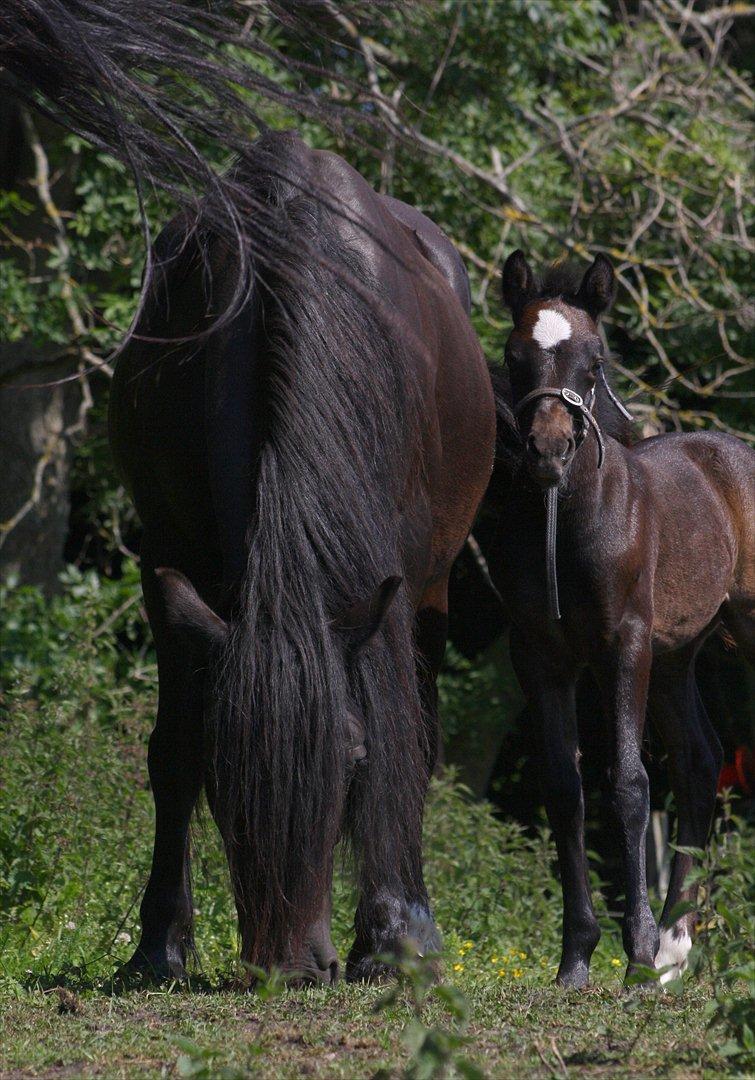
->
xmin=0 ymin=981 xmax=730 ymax=1079
xmin=1 ymin=567 xmax=753 ymax=1078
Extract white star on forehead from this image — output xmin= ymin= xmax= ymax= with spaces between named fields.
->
xmin=532 ymin=308 xmax=572 ymax=350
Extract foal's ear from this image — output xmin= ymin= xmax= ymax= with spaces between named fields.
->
xmin=576 ymin=254 xmax=616 ymax=320
xmin=501 ymin=250 xmax=535 ymax=320
xmin=334 ymin=575 xmax=402 ymax=653
xmin=155 ymin=567 xmax=229 ymax=651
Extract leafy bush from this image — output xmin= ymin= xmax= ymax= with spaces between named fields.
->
xmin=688 ymin=796 xmax=755 ymax=1069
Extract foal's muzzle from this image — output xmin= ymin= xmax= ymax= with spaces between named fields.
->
xmin=523 ymin=403 xmax=577 ymax=487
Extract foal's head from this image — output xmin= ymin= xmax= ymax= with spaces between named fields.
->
xmin=500 ymin=250 xmax=616 ymax=487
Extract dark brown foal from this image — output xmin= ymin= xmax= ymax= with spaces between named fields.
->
xmin=488 ymin=250 xmax=754 ymax=988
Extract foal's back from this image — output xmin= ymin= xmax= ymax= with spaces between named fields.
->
xmin=628 ymin=430 xmax=755 ymax=653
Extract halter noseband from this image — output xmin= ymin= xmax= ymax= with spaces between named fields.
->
xmin=514 ymin=384 xmax=605 ymax=468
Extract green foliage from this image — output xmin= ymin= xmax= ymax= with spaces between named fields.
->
xmin=687 ymin=796 xmax=755 ymax=1071
xmin=373 ymin=947 xmax=483 ymax=1080
xmin=3 ymin=2 xmax=752 ymax=573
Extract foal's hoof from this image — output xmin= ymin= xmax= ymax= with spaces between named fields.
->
xmin=113 ymin=948 xmax=187 ymax=988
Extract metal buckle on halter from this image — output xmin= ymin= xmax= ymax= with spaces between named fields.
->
xmin=561 ymin=387 xmax=583 ymax=408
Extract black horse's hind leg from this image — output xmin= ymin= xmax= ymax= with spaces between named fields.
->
xmin=345 ymin=583 xmax=447 ymax=982
xmin=510 ymin=629 xmax=600 ymax=989
xmin=119 ymin=555 xmax=206 ymax=982
xmin=648 ymin=653 xmax=722 ymax=984
xmin=598 ymin=627 xmax=659 ymax=983
xmin=415 ymin=585 xmax=450 ymax=776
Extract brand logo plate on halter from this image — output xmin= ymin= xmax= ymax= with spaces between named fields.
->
xmin=561 ymin=387 xmax=583 ymax=407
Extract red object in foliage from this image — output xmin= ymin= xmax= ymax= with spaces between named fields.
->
xmin=717 ymin=745 xmax=754 ymax=796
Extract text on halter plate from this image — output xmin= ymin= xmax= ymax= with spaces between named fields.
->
xmin=561 ymin=388 xmax=583 ymax=407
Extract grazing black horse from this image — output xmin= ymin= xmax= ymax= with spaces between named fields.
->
xmin=486 ymin=250 xmax=754 ymax=987
xmin=109 ymin=130 xmax=495 ymax=983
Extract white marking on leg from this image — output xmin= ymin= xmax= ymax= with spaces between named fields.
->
xmin=532 ymin=309 xmax=573 ymax=350
xmin=654 ymin=925 xmax=692 ymax=985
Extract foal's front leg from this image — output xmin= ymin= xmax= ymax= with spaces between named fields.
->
xmin=598 ymin=621 xmax=658 ymax=982
xmin=510 ymin=631 xmax=600 ymax=989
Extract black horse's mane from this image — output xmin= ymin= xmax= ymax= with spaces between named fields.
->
xmin=210 ymin=138 xmax=427 ymax=968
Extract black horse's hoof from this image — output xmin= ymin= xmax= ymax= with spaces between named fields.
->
xmin=345 ymin=953 xmax=397 ymax=984
xmin=282 ymin=957 xmax=340 ymax=988
xmin=113 ymin=948 xmax=188 ymax=988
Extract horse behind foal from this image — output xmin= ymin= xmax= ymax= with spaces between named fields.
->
xmin=488 ymin=249 xmax=755 ymax=988
xmin=109 ymin=132 xmax=495 ymax=984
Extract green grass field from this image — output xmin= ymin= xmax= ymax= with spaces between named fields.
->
xmin=1 ymin=570 xmax=753 ymax=1078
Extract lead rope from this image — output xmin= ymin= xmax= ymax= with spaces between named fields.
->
xmin=545 ymin=486 xmax=561 ymax=621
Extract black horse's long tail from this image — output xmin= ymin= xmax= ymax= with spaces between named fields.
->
xmin=0 ymin=0 xmax=388 ymax=334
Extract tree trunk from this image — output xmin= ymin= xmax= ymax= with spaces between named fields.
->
xmin=0 ymin=103 xmax=82 ymax=593
xmin=0 ymin=348 xmax=78 ymax=591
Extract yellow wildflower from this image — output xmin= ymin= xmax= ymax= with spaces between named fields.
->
xmin=490 ymin=956 xmax=498 ymax=964
xmin=518 ymin=952 xmax=527 ymax=960
xmin=453 ymin=963 xmax=464 ymax=972
xmin=513 ymin=968 xmax=523 ymax=978
xmin=463 ymin=940 xmax=474 ymax=949
xmin=611 ymin=958 xmax=622 ymax=967
xmin=497 ymin=969 xmax=506 ymax=977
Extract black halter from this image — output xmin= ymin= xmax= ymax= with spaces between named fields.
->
xmin=514 ymin=384 xmax=606 ymax=468
xmin=513 ymin=370 xmax=630 ymax=621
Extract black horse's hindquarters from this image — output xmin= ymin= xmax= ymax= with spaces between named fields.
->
xmin=109 ymin=131 xmax=495 ymax=984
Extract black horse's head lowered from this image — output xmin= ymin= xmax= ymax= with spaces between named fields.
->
xmin=500 ymin=251 xmax=618 ymax=488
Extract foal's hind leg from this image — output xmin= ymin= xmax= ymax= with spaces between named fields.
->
xmin=118 ymin=555 xmax=206 ymax=982
xmin=648 ymin=653 xmax=722 ymax=984
xmin=597 ymin=627 xmax=658 ymax=982
xmin=510 ymin=630 xmax=600 ymax=989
